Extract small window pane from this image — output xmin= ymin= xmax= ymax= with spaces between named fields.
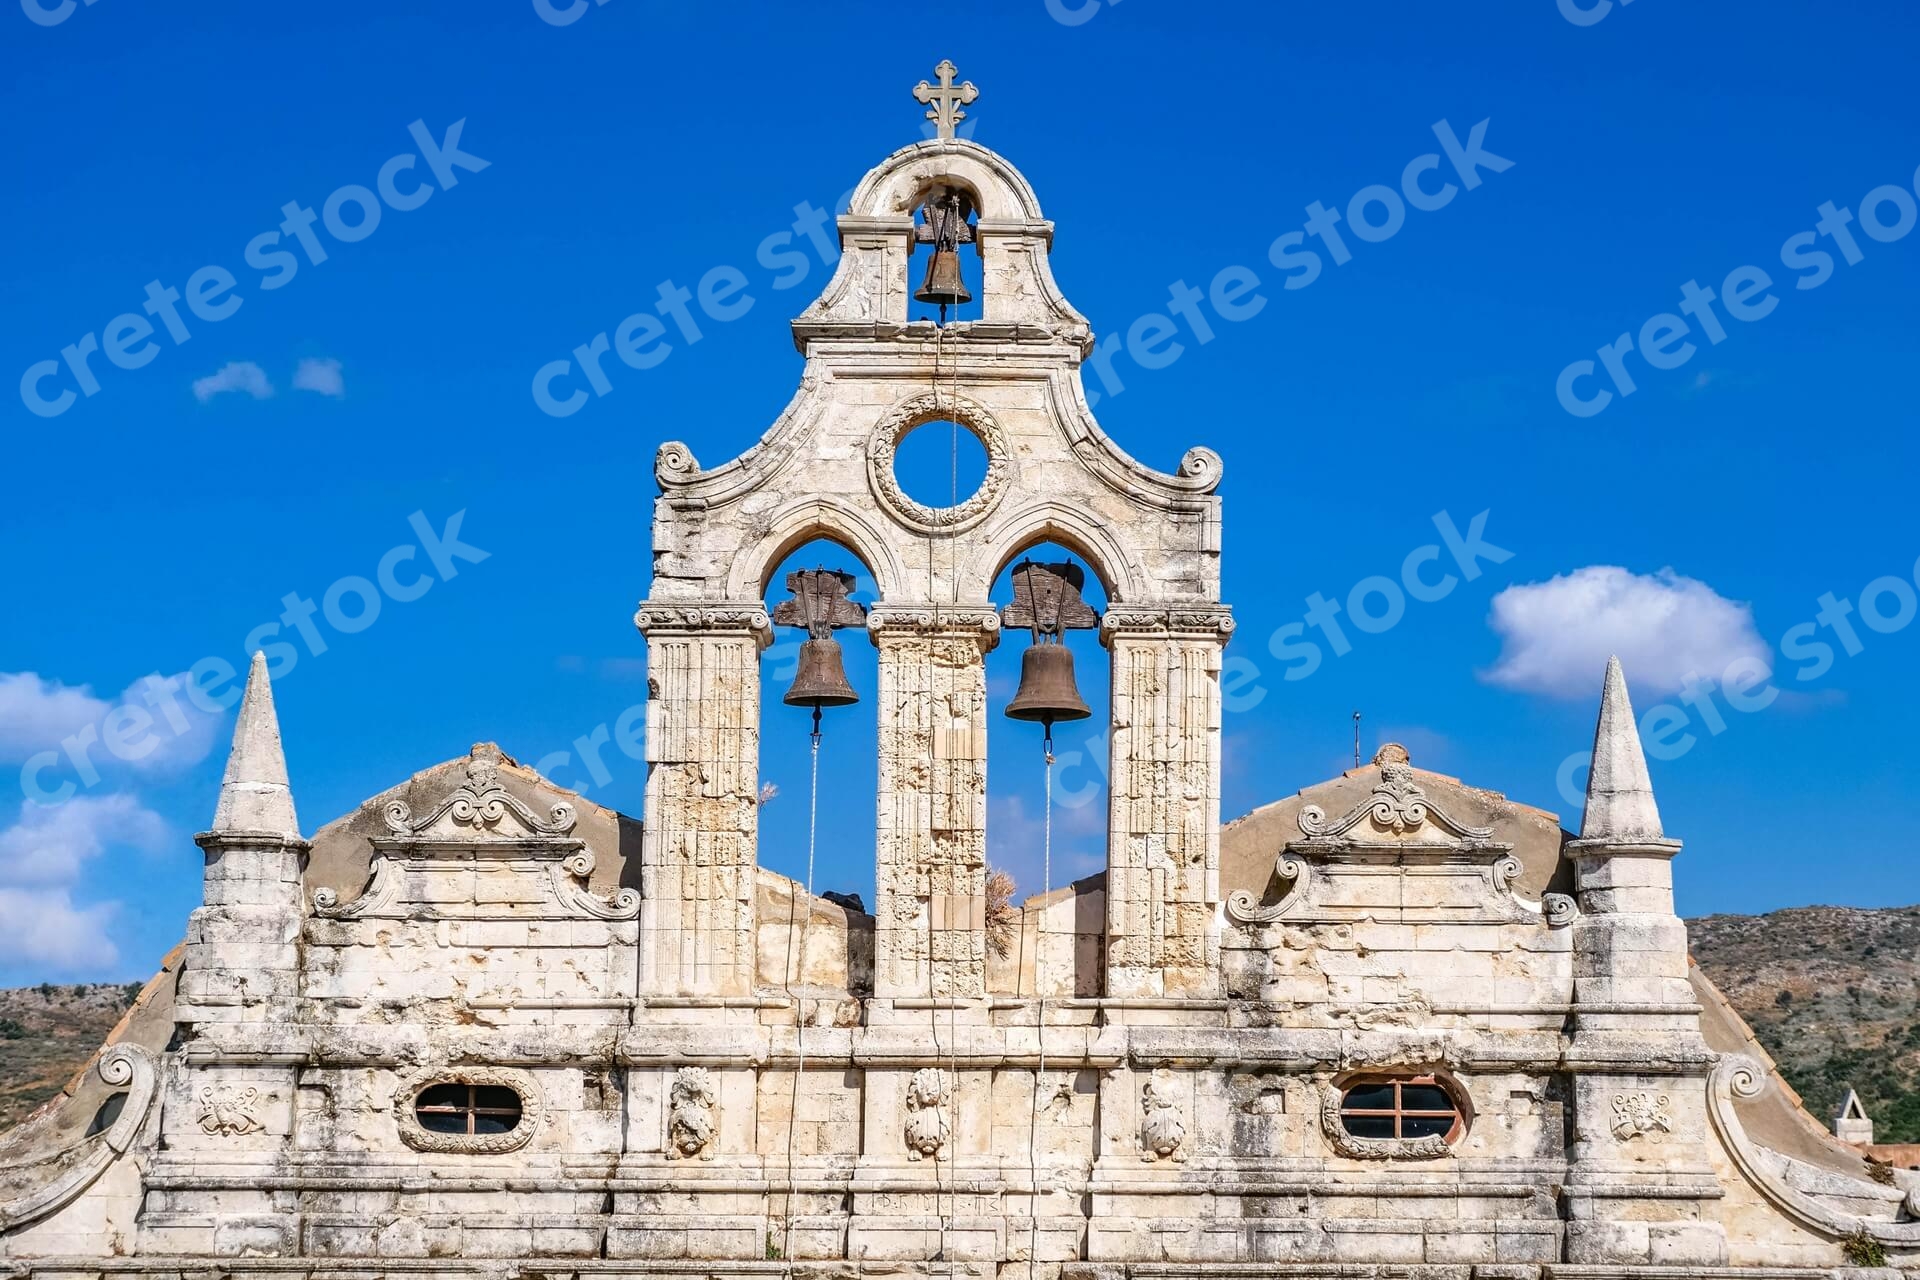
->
xmin=473 ymin=1111 xmax=516 ymax=1135
xmin=1402 ymin=1113 xmax=1454 ymax=1139
xmin=417 ymin=1107 xmax=470 ymax=1134
xmin=1343 ymin=1083 xmax=1396 ymax=1111
xmin=1400 ymin=1084 xmax=1453 ymax=1112
xmin=417 ymin=1083 xmax=469 ymax=1110
xmin=474 ymin=1086 xmax=521 ymax=1112
xmin=1343 ymin=1113 xmax=1396 ymax=1139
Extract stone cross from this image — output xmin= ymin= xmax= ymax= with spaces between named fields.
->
xmin=913 ymin=59 xmax=978 ymax=140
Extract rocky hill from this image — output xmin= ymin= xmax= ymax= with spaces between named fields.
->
xmin=0 ymin=982 xmax=143 ymax=1129
xmin=1688 ymin=903 xmax=1920 ymax=1144
xmin=0 ymin=904 xmax=1914 ymax=1141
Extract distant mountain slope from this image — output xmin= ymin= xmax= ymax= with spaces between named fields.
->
xmin=0 ymin=982 xmax=141 ymax=1128
xmin=1689 ymin=904 xmax=1920 ymax=1144
xmin=0 ymin=906 xmax=1914 ymax=1141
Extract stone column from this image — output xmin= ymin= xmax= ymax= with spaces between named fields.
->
xmin=634 ymin=602 xmax=771 ymax=998
xmin=869 ymin=606 xmax=997 ymax=1002
xmin=1101 ymin=607 xmax=1232 ymax=1000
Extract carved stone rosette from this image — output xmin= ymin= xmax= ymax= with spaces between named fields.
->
xmin=866 ymin=390 xmax=1014 ymax=535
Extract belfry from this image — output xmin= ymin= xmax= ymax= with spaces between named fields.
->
xmin=1 ymin=62 xmax=1915 ymax=1280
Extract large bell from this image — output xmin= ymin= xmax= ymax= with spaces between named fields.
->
xmin=784 ymin=636 xmax=859 ymax=709
xmin=1004 ymin=642 xmax=1090 ymax=727
xmin=914 ymin=245 xmax=972 ymax=308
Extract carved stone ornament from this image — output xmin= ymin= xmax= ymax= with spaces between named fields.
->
xmin=1226 ymin=854 xmax=1307 ymax=926
xmin=1543 ymin=892 xmax=1579 ymax=927
xmin=904 ymin=1067 xmax=951 ymax=1161
xmin=1318 ymin=1080 xmax=1454 ymax=1162
xmin=866 ymin=390 xmax=1013 ymax=535
xmin=667 ymin=1066 xmax=718 ymax=1161
xmin=197 ymin=1084 xmax=267 ymax=1137
xmin=1610 ymin=1090 xmax=1673 ymax=1142
xmin=551 ymin=848 xmax=642 ymax=920
xmin=394 ymin=1066 xmax=542 ymax=1155
xmin=383 ymin=743 xmax=577 ymax=838
xmin=1299 ymin=744 xmax=1494 ymax=840
xmin=1139 ymin=1069 xmax=1187 ymax=1162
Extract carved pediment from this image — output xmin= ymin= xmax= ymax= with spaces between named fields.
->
xmin=1298 ymin=745 xmax=1493 ymax=842
xmin=383 ymin=743 xmax=577 ymax=840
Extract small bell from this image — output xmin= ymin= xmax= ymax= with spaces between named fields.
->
xmin=1001 ymin=559 xmax=1102 ymax=733
xmin=915 ymin=246 xmax=972 ymax=308
xmin=785 ymin=636 xmax=859 ymax=709
xmin=771 ymin=568 xmax=867 ymax=718
xmin=1005 ymin=642 xmax=1090 ymax=727
xmin=913 ymin=188 xmax=976 ymax=311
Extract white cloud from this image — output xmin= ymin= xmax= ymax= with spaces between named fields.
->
xmin=0 ymin=889 xmax=118 ymax=971
xmin=0 ymin=793 xmax=171 ymax=973
xmin=0 ymin=670 xmax=228 ymax=776
xmin=1484 ymin=565 xmax=1770 ymax=699
xmin=0 ymin=794 xmax=169 ymax=888
xmin=292 ymin=357 xmax=344 ymax=397
xmin=192 ymin=361 xmax=273 ymax=403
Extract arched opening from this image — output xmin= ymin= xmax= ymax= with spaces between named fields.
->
xmin=983 ymin=540 xmax=1111 ymax=997
xmin=757 ymin=537 xmax=880 ymax=918
xmin=909 ymin=184 xmax=983 ymax=325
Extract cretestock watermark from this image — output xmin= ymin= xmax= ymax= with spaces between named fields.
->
xmin=1553 ymin=554 xmax=1920 ymax=807
xmin=1556 ymin=163 xmax=1919 ymax=418
xmin=531 ymin=194 xmax=852 ymax=417
xmin=1558 ymin=0 xmax=1638 ymax=26
xmin=534 ymin=0 xmax=612 ymax=25
xmin=17 ymin=511 xmax=489 ymax=806
xmin=1081 ymin=118 xmax=1513 ymax=410
xmin=534 ymin=508 xmax=1513 ymax=809
xmin=20 ymin=0 xmax=98 ymax=26
xmin=19 ymin=120 xmax=490 ymax=419
xmin=1044 ymin=0 xmax=1121 ymax=25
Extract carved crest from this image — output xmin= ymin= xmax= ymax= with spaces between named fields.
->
xmin=667 ymin=1066 xmax=718 ymax=1160
xmin=904 ymin=1067 xmax=950 ymax=1161
xmin=384 ymin=743 xmax=577 ymax=838
xmin=1139 ymin=1069 xmax=1186 ymax=1162
xmin=197 ymin=1084 xmax=266 ymax=1137
xmin=1298 ymin=744 xmax=1493 ymax=840
xmin=1611 ymin=1091 xmax=1673 ymax=1142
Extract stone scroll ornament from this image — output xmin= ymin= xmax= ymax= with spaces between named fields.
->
xmin=904 ymin=1067 xmax=951 ymax=1161
xmin=1139 ymin=1069 xmax=1187 ymax=1161
xmin=667 ymin=1067 xmax=718 ymax=1160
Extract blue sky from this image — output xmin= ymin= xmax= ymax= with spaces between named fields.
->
xmin=3 ymin=0 xmax=1917 ymax=985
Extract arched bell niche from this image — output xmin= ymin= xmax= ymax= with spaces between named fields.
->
xmin=983 ymin=539 xmax=1111 ymax=997
xmin=907 ymin=183 xmax=983 ymax=325
xmin=757 ymin=537 xmax=880 ymax=913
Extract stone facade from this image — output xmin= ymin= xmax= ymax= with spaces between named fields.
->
xmin=3 ymin=65 xmax=1917 ymax=1280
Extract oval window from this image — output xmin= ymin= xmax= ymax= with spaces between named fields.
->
xmin=1338 ymin=1075 xmax=1464 ymax=1143
xmin=414 ymin=1082 xmax=524 ymax=1136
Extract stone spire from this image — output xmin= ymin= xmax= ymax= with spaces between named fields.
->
xmin=1580 ymin=655 xmax=1663 ymax=842
xmin=211 ymin=651 xmax=299 ymax=838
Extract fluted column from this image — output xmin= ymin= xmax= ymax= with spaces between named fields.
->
xmin=634 ymin=601 xmax=771 ymax=998
xmin=1101 ymin=606 xmax=1233 ymax=1000
xmin=869 ymin=606 xmax=998 ymax=1002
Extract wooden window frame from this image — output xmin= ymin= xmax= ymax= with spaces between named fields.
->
xmin=1337 ymin=1074 xmax=1465 ymax=1144
xmin=413 ymin=1082 xmax=523 ymax=1137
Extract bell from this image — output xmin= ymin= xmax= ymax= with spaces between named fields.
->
xmin=785 ymin=636 xmax=859 ymax=709
xmin=914 ymin=246 xmax=972 ymax=308
xmin=1004 ymin=642 xmax=1090 ymax=727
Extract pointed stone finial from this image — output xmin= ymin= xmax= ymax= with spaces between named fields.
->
xmin=212 ymin=651 xmax=300 ymax=837
xmin=1580 ymin=656 xmax=1664 ymax=842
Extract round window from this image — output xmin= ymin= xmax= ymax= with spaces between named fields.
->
xmin=414 ymin=1082 xmax=524 ymax=1136
xmin=1338 ymin=1075 xmax=1463 ymax=1143
xmin=893 ymin=418 xmax=989 ymax=510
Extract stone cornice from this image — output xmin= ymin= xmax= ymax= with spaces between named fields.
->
xmin=633 ymin=600 xmax=774 ymax=646
xmin=1099 ymin=605 xmax=1234 ymax=644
